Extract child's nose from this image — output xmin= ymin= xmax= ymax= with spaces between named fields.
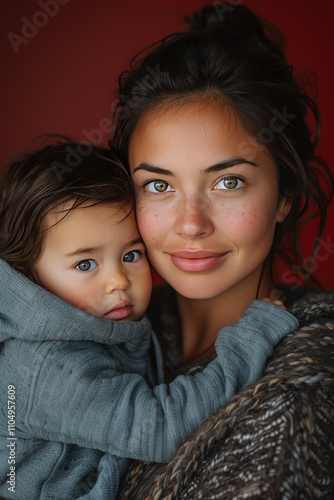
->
xmin=104 ymin=269 xmax=131 ymax=294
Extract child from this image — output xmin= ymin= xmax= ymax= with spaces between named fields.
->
xmin=0 ymin=140 xmax=298 ymax=500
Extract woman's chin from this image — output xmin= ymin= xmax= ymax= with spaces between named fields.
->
xmin=169 ymin=280 xmax=227 ymax=301
xmin=163 ymin=265 xmax=265 ymax=302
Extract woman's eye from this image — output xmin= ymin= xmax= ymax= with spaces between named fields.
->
xmin=123 ymin=251 xmax=142 ymax=263
xmin=145 ymin=180 xmax=173 ymax=193
xmin=76 ymin=259 xmax=97 ymax=272
xmin=214 ymin=177 xmax=244 ymax=190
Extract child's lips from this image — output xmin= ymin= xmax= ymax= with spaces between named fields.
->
xmin=104 ymin=301 xmax=133 ymax=320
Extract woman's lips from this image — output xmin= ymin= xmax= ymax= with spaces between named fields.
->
xmin=104 ymin=301 xmax=133 ymax=320
xmin=169 ymin=250 xmax=229 ymax=272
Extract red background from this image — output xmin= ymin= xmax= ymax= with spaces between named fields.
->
xmin=1 ymin=0 xmax=333 ymax=287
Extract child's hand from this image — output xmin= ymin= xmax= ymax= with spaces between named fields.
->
xmin=261 ymin=297 xmax=286 ymax=310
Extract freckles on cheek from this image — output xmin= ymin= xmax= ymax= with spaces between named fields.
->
xmin=234 ymin=214 xmax=256 ymax=239
xmin=136 ymin=207 xmax=164 ymax=244
xmin=224 ymin=204 xmax=269 ymax=241
xmin=240 ymin=204 xmax=276 ymax=241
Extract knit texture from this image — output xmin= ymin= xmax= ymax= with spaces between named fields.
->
xmin=118 ymin=290 xmax=334 ymax=500
xmin=0 ymin=260 xmax=298 ymax=499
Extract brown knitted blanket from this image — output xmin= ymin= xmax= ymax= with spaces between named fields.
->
xmin=118 ymin=292 xmax=334 ymax=499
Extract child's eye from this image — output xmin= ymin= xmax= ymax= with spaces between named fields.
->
xmin=76 ymin=259 xmax=97 ymax=271
xmin=213 ymin=176 xmax=245 ymax=190
xmin=145 ymin=180 xmax=174 ymax=193
xmin=123 ymin=251 xmax=142 ymax=263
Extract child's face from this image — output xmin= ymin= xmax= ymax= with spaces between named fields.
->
xmin=33 ymin=202 xmax=152 ymax=321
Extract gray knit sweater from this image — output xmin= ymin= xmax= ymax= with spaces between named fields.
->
xmin=0 ymin=259 xmax=298 ymax=499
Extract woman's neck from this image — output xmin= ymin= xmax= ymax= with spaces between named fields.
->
xmin=177 ymin=268 xmax=274 ymax=363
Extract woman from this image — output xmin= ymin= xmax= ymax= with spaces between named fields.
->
xmin=112 ymin=3 xmax=334 ymax=498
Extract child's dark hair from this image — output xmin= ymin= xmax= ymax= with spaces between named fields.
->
xmin=0 ymin=139 xmax=133 ymax=280
xmin=112 ymin=2 xmax=333 ymax=287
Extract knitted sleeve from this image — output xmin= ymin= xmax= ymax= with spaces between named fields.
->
xmin=23 ymin=301 xmax=297 ymax=463
xmin=117 ymin=292 xmax=334 ymax=499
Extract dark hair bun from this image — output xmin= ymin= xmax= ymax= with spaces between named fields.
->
xmin=185 ymin=3 xmax=261 ymax=30
xmin=185 ymin=2 xmax=286 ymax=52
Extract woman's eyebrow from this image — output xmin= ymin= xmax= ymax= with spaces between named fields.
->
xmin=133 ymin=163 xmax=173 ymax=175
xmin=204 ymin=158 xmax=258 ymax=173
xmin=133 ymin=158 xmax=257 ymax=176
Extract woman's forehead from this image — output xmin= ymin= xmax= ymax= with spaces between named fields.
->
xmin=128 ymin=98 xmax=270 ymax=171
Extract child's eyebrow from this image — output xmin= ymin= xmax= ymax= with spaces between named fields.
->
xmin=64 ymin=247 xmax=101 ymax=258
xmin=126 ymin=238 xmax=145 ymax=247
xmin=64 ymin=238 xmax=144 ymax=258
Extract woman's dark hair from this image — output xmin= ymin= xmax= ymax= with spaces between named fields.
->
xmin=0 ymin=138 xmax=133 ymax=280
xmin=111 ymin=2 xmax=333 ymax=287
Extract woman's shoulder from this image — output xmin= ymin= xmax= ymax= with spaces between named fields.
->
xmin=288 ymin=288 xmax=334 ymax=323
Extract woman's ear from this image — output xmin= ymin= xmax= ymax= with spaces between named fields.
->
xmin=276 ymin=195 xmax=292 ymax=223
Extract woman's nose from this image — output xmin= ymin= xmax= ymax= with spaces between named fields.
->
xmin=104 ymin=268 xmax=131 ymax=294
xmin=174 ymin=194 xmax=214 ymax=238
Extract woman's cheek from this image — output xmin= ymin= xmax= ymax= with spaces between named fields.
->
xmin=219 ymin=201 xmax=276 ymax=246
xmin=136 ymin=205 xmax=166 ymax=245
xmin=240 ymin=203 xmax=277 ymax=247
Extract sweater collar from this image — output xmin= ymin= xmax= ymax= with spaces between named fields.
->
xmin=0 ymin=259 xmax=149 ymax=344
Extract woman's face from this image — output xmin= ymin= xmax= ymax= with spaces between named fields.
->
xmin=129 ymin=99 xmax=289 ymax=300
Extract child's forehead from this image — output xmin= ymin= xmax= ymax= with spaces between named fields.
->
xmin=45 ymin=199 xmax=134 ymax=226
xmin=43 ymin=200 xmax=139 ymax=243
xmin=41 ymin=201 xmax=142 ymax=257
